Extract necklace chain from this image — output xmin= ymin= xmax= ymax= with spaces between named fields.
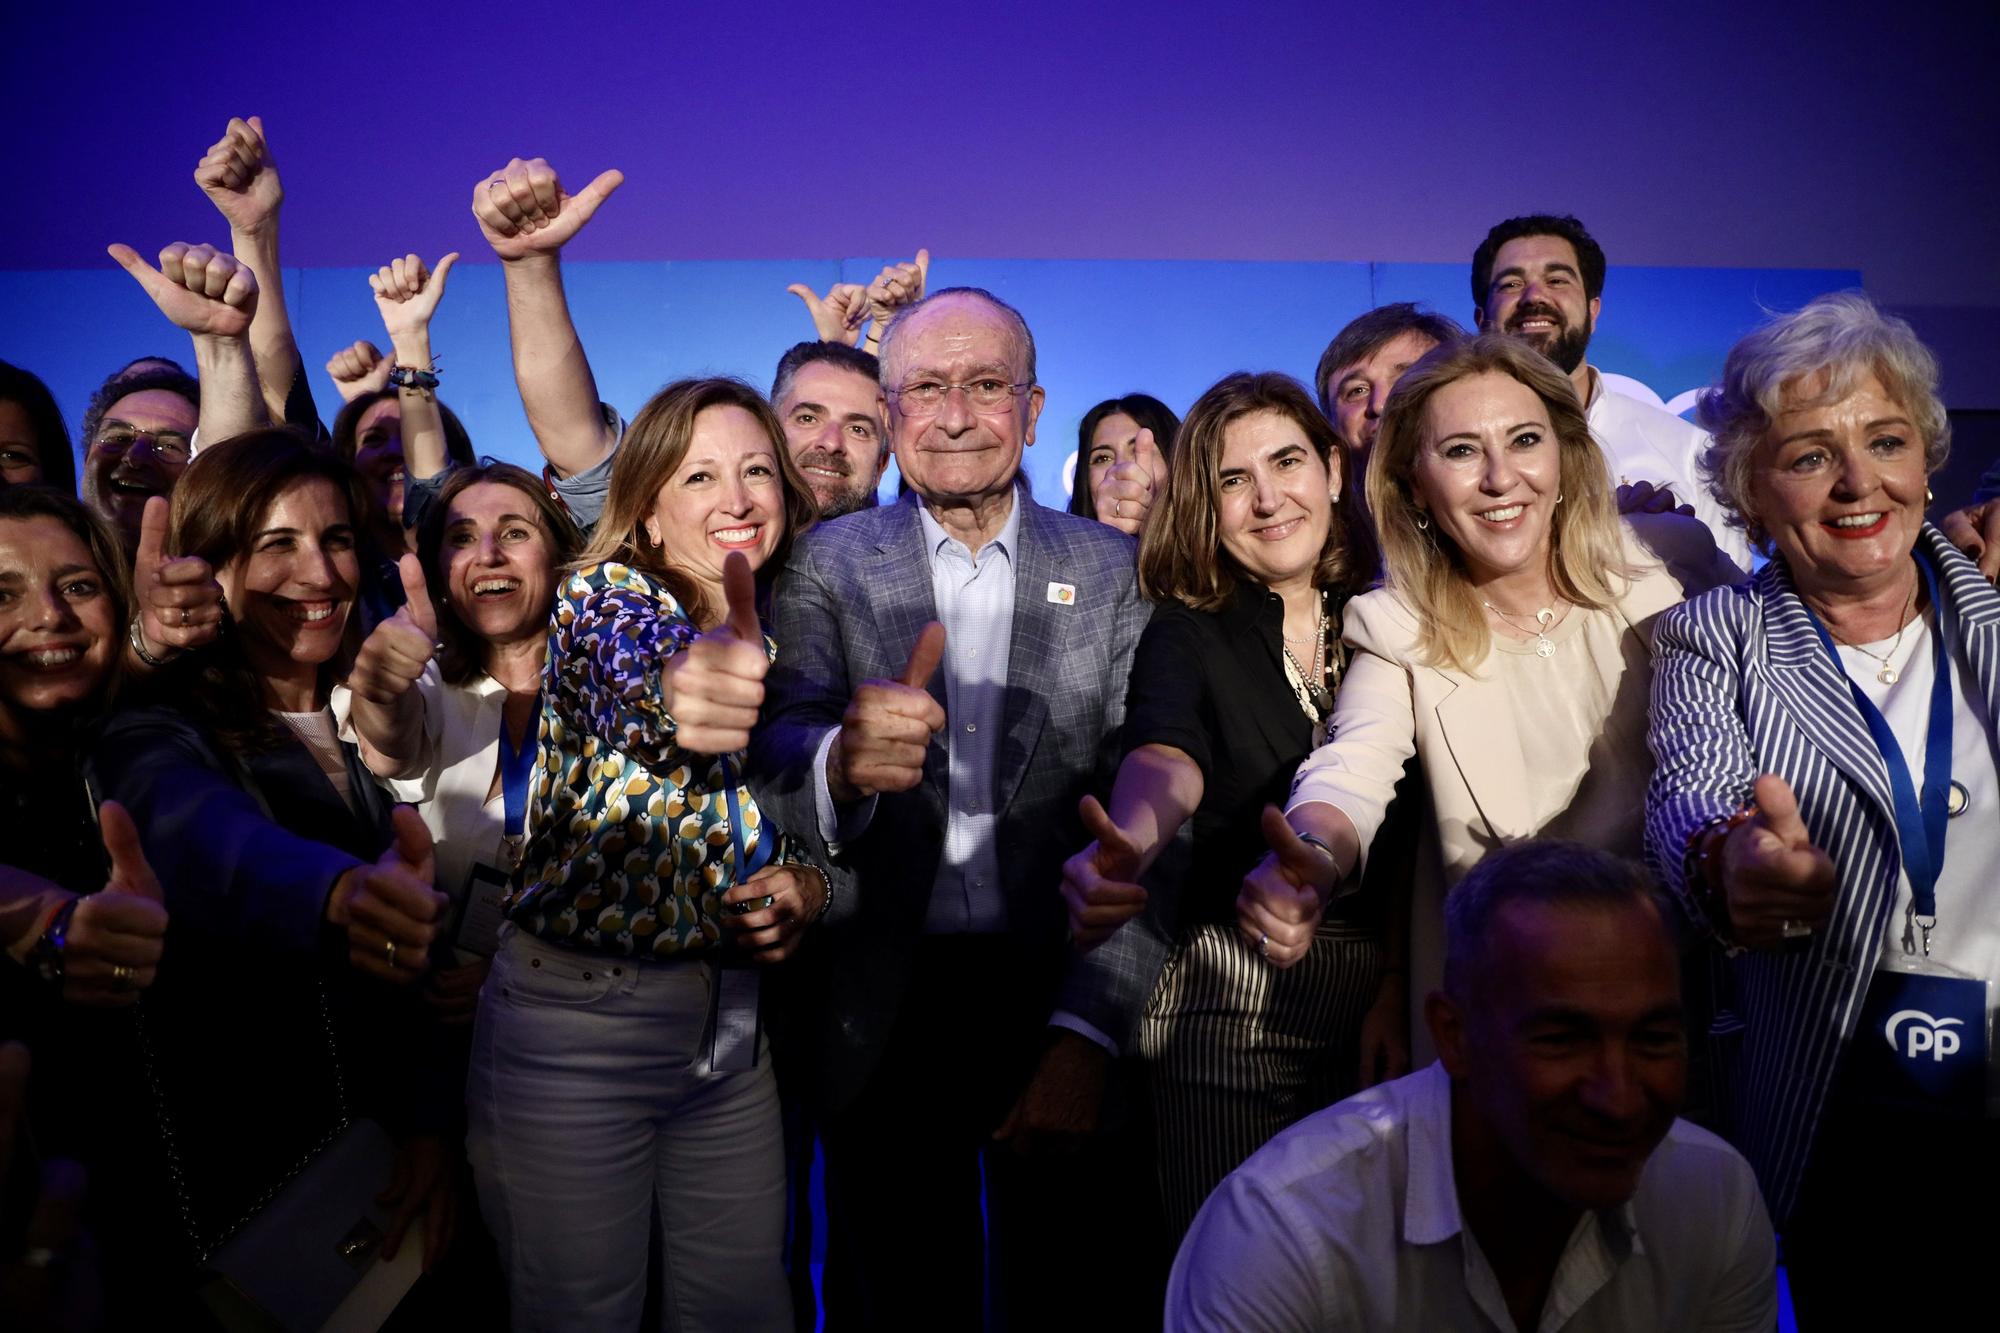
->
xmin=1824 ymin=578 xmax=1919 ymax=685
xmin=1483 ymin=597 xmax=1563 ymax=659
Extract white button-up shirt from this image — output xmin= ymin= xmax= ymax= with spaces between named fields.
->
xmin=1166 ymin=1062 xmax=1776 ymax=1333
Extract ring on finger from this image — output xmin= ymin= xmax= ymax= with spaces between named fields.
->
xmin=386 ymin=939 xmax=399 ymax=968
xmin=1258 ymin=932 xmax=1270 ymax=959
xmin=111 ymin=964 xmax=136 ymax=990
xmin=1779 ymin=919 xmax=1812 ymax=940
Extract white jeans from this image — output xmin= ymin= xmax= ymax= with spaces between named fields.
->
xmin=466 ymin=927 xmax=790 ymax=1332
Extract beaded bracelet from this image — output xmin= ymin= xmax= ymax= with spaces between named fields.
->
xmin=388 ymin=363 xmax=441 ymax=391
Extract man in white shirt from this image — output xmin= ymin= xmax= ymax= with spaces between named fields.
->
xmin=1167 ymin=841 xmax=1776 ymax=1332
xmin=1472 ymin=214 xmax=1753 ymax=568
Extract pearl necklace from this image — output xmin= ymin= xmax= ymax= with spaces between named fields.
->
xmin=1280 ymin=595 xmax=1334 ymax=719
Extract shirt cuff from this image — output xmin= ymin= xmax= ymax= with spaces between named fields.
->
xmin=811 ymin=727 xmax=878 ymax=850
xmin=1050 ymin=1011 xmax=1119 ymax=1059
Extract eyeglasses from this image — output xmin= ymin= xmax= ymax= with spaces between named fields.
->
xmin=887 ymin=377 xmax=1032 ymax=415
xmin=91 ymin=426 xmax=193 ymax=465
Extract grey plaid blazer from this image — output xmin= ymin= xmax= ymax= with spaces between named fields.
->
xmin=1645 ymin=524 xmax=2000 ymax=1222
xmin=749 ymin=489 xmax=1164 ymax=1112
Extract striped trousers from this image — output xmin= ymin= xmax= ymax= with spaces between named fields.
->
xmin=1137 ymin=919 xmax=1384 ymax=1238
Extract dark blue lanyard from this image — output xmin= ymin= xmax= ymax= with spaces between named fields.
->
xmin=719 ymin=755 xmax=774 ymax=882
xmin=498 ymin=691 xmax=541 ymax=838
xmin=1803 ymin=555 xmax=1953 ymax=918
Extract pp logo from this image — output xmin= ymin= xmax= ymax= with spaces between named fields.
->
xmin=1884 ymin=1009 xmax=1964 ymax=1062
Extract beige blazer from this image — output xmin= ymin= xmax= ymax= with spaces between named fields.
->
xmin=1288 ymin=513 xmax=1739 ymax=1049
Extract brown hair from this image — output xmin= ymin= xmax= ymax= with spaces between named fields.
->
xmin=0 ymin=486 xmax=133 ymax=721
xmin=160 ymin=429 xmax=371 ymax=752
xmin=416 ymin=462 xmax=582 ymax=685
xmin=1139 ymin=371 xmax=1376 ymax=611
xmin=576 ymin=378 xmax=816 ymax=626
xmin=1366 ymin=334 xmax=1632 ymax=674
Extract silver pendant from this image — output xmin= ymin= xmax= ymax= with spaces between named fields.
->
xmin=1878 ymin=665 xmax=1899 ymax=684
xmin=1534 ymin=637 xmax=1556 ymax=659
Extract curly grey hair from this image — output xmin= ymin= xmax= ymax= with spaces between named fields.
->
xmin=1695 ymin=291 xmax=1950 ymax=552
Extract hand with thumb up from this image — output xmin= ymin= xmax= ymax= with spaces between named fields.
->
xmin=1237 ymin=804 xmax=1347 ymax=969
xmin=1711 ymin=773 xmax=1838 ymax=948
xmin=327 ymin=806 xmax=447 ymax=984
xmin=661 ymin=551 xmax=770 ymax=755
xmin=131 ymin=496 xmax=225 ymax=666
xmin=827 ymin=621 xmax=947 ymax=802
xmin=348 ymin=555 xmax=440 ymax=708
xmin=60 ymin=801 xmax=169 ymax=1006
xmin=1060 ymin=794 xmax=1150 ymax=951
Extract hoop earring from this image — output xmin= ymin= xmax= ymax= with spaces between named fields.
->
xmin=1414 ymin=512 xmax=1429 ymax=530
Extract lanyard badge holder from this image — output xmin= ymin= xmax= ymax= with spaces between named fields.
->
xmin=452 ymin=697 xmax=541 ymax=962
xmin=709 ymin=755 xmax=773 ymax=1074
xmin=1809 ymin=556 xmax=1986 ymax=1118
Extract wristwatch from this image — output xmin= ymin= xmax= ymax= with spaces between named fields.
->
xmin=27 ymin=897 xmax=80 ymax=987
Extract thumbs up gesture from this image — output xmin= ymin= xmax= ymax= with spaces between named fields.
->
xmin=327 ymin=806 xmax=446 ymax=984
xmin=1716 ymin=774 xmax=1838 ymax=948
xmin=60 ymin=801 xmax=169 ymax=1006
xmin=1236 ymin=805 xmax=1341 ymax=969
xmin=1060 ymin=795 xmax=1150 ymax=950
xmin=472 ymin=158 xmax=623 ymax=263
xmin=347 ymin=555 xmax=439 ymax=707
xmin=131 ymin=496 xmax=224 ymax=664
xmin=1096 ymin=427 xmax=1162 ymax=537
xmin=661 ymin=551 xmax=771 ymax=755
xmin=107 ymin=241 xmax=259 ymax=339
xmin=786 ymin=280 xmax=871 ymax=346
xmin=827 ymin=622 xmax=947 ymax=802
xmin=862 ymin=248 xmax=930 ymax=332
xmin=370 ymin=252 xmax=458 ymax=350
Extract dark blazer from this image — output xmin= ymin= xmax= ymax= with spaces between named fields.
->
xmin=90 ymin=706 xmax=449 ymax=1263
xmin=1645 ymin=525 xmax=2000 ymax=1222
xmin=750 ymin=490 xmax=1163 ymax=1112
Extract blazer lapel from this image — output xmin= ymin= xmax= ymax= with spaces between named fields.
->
xmin=1924 ymin=524 xmax=2000 ymax=725
xmin=997 ymin=500 xmax=1076 ymax=815
xmin=1429 ymin=664 xmax=1538 ymax=843
xmin=1756 ymin=557 xmax=1896 ymax=823
xmin=868 ymin=495 xmax=951 ymax=813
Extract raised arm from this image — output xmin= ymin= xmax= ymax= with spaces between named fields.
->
xmin=470 ymin=157 xmax=623 ymax=477
xmin=195 ymin=116 xmax=314 ymax=430
xmin=369 ymin=253 xmax=459 ymax=483
xmin=107 ymin=241 xmax=267 ymax=443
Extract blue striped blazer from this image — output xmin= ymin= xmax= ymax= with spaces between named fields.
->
xmin=1644 ymin=524 xmax=2000 ymax=1222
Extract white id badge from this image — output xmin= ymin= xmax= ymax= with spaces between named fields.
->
xmin=454 ymin=863 xmax=512 ymax=964
xmin=708 ymin=964 xmax=762 ymax=1073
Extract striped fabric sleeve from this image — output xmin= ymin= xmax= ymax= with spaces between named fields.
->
xmin=1644 ymin=592 xmax=1759 ymax=928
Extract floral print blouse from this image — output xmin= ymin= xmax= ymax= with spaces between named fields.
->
xmin=507 ymin=561 xmax=790 ymax=957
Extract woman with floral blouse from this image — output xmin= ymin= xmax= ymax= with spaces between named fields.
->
xmin=464 ymin=377 xmax=826 ymax=1333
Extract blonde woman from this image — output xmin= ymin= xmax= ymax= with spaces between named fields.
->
xmin=463 ymin=377 xmax=826 ymax=1332
xmin=1238 ymin=335 xmax=1737 ymax=1042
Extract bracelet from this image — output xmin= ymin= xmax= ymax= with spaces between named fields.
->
xmin=388 ymin=362 xmax=440 ymax=391
xmin=795 ymin=862 xmax=834 ymax=921
xmin=1685 ymin=804 xmax=1757 ymax=942
xmin=128 ymin=616 xmax=175 ymax=668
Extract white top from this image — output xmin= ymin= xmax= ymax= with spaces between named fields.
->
xmin=1839 ymin=608 xmax=2000 ymax=1106
xmin=1586 ymin=372 xmax=1753 ymax=571
xmin=1165 ymin=1063 xmax=1776 ymax=1333
xmin=332 ymin=666 xmax=512 ymax=909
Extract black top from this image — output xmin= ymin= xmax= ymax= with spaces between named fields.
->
xmin=1122 ymin=583 xmax=1359 ymax=929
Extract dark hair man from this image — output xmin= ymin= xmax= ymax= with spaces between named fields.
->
xmin=769 ymin=341 xmax=888 ymax=520
xmin=1314 ymin=303 xmax=1465 ymax=462
xmin=1473 ymin=214 xmax=1750 ymax=567
xmin=1167 ymin=841 xmax=1775 ymax=1332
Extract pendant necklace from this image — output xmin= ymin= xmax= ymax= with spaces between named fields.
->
xmin=1484 ymin=598 xmax=1561 ymax=659
xmin=1281 ymin=595 xmax=1335 ymax=720
xmin=1826 ymin=580 xmax=1919 ymax=685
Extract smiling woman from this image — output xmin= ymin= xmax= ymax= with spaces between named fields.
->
xmin=1250 ymin=334 xmax=1739 ymax=1066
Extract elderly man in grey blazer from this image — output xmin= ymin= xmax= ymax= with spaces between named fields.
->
xmin=750 ymin=286 xmax=1163 ymax=1328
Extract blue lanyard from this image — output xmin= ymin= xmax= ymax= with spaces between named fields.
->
xmin=1803 ymin=555 xmax=1953 ymax=919
xmin=498 ymin=691 xmax=541 ymax=838
xmin=718 ymin=754 xmax=774 ymax=883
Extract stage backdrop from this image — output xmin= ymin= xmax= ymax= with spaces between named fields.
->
xmin=0 ymin=257 xmax=1859 ymax=505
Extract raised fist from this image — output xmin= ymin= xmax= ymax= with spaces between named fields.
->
xmin=471 ymin=158 xmax=623 ymax=262
xmin=108 ymin=241 xmax=258 ymax=339
xmin=195 ymin=115 xmax=283 ymax=236
xmin=327 ymin=340 xmax=392 ymax=402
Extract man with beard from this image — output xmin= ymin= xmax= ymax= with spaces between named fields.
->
xmin=769 ymin=341 xmax=889 ymax=519
xmin=1472 ymin=215 xmax=1750 ymax=567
